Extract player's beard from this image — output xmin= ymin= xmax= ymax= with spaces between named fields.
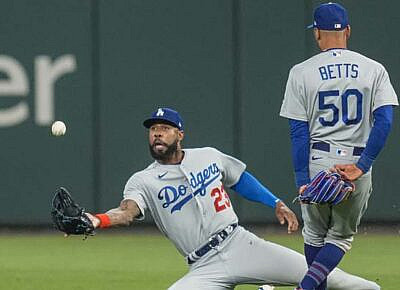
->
xmin=149 ymin=139 xmax=179 ymax=162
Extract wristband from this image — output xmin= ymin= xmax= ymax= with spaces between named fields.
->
xmin=95 ymin=214 xmax=111 ymax=228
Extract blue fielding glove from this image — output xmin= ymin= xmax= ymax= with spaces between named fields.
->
xmin=293 ymin=170 xmax=355 ymax=205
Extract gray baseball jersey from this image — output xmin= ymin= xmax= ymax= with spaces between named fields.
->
xmin=123 ymin=147 xmax=245 ymax=256
xmin=280 ymin=49 xmax=398 ymax=147
xmin=122 ymin=146 xmax=380 ymax=289
xmin=280 ymin=48 xmax=398 ymax=252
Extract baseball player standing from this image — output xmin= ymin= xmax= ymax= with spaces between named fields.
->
xmin=280 ymin=3 xmax=398 ymax=290
xmin=85 ymin=107 xmax=380 ymax=289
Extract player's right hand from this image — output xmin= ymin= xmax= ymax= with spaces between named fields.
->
xmin=333 ymin=163 xmax=363 ymax=181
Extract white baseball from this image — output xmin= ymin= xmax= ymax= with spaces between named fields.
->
xmin=51 ymin=121 xmax=67 ymax=136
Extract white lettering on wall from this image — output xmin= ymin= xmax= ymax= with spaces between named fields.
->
xmin=0 ymin=54 xmax=77 ymax=127
xmin=0 ymin=55 xmax=29 ymax=127
xmin=35 ymin=55 xmax=77 ymax=125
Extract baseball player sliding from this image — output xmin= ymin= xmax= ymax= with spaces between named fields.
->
xmin=80 ymin=107 xmax=380 ymax=289
xmin=280 ymin=2 xmax=398 ymax=290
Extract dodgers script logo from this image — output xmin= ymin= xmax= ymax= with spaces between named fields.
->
xmin=158 ymin=163 xmax=220 ymax=213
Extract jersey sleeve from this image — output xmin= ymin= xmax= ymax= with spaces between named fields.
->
xmin=279 ymin=66 xmax=308 ymax=121
xmin=373 ymin=66 xmax=399 ymax=111
xmin=123 ymin=174 xmax=147 ymax=220
xmin=213 ymin=148 xmax=246 ymax=187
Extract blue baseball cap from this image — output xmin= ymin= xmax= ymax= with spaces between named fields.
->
xmin=307 ymin=2 xmax=349 ymax=31
xmin=143 ymin=107 xmax=184 ymax=131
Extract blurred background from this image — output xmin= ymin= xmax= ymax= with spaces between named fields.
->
xmin=0 ymin=0 xmax=399 ymax=227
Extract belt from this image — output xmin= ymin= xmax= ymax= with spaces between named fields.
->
xmin=187 ymin=223 xmax=238 ymax=265
xmin=312 ymin=141 xmax=364 ymax=156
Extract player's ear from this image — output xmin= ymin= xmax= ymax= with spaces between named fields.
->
xmin=178 ymin=130 xmax=184 ymax=142
xmin=345 ymin=25 xmax=351 ymax=40
xmin=313 ymin=28 xmax=321 ymax=41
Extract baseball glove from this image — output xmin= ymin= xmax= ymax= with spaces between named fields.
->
xmin=293 ymin=170 xmax=355 ymax=205
xmin=51 ymin=187 xmax=94 ymax=237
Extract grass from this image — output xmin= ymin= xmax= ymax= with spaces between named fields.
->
xmin=0 ymin=230 xmax=398 ymax=290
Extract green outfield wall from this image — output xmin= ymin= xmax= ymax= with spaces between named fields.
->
xmin=0 ymin=0 xmax=399 ymax=225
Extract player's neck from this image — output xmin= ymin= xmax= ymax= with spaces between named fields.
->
xmin=158 ymin=149 xmax=184 ymax=165
xmin=319 ymin=39 xmax=347 ymax=51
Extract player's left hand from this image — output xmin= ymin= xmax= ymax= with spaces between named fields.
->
xmin=275 ymin=201 xmax=298 ymax=234
xmin=332 ymin=163 xmax=363 ymax=181
xmin=51 ymin=187 xmax=95 ymax=238
xmin=298 ymin=185 xmax=307 ymax=195
xmin=85 ymin=213 xmax=101 ymax=228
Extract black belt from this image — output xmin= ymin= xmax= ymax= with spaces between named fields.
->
xmin=187 ymin=223 xmax=238 ymax=265
xmin=312 ymin=141 xmax=364 ymax=156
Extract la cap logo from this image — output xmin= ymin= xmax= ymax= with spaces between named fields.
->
xmin=156 ymin=108 xmax=164 ymax=116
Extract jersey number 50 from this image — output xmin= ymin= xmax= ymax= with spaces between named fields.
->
xmin=318 ymin=88 xmax=363 ymax=126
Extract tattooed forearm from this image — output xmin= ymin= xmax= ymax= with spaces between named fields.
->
xmin=105 ymin=199 xmax=141 ymax=226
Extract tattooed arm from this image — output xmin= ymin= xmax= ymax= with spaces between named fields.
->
xmin=86 ymin=199 xmax=141 ymax=228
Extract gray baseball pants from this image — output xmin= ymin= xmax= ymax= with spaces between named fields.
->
xmin=302 ymin=147 xmax=373 ymax=252
xmin=169 ymin=226 xmax=379 ymax=289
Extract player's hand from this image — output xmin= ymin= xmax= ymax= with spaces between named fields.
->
xmin=62 ymin=212 xmax=99 ymax=237
xmin=298 ymin=185 xmax=307 ymax=195
xmin=275 ymin=201 xmax=299 ymax=234
xmin=293 ymin=185 xmax=308 ymax=205
xmin=85 ymin=213 xmax=101 ymax=229
xmin=333 ymin=164 xmax=363 ymax=181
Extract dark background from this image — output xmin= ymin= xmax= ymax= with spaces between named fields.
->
xmin=0 ymin=0 xmax=398 ymax=225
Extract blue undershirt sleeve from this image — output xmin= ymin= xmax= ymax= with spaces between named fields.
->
xmin=231 ymin=171 xmax=281 ymax=208
xmin=356 ymin=105 xmax=393 ymax=173
xmin=289 ymin=119 xmax=310 ymax=188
